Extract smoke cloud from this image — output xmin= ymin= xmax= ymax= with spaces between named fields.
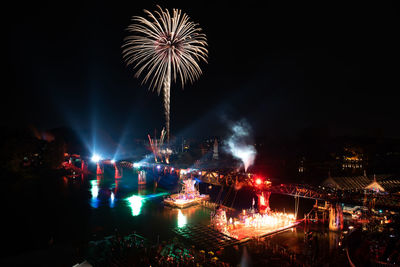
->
xmin=225 ymin=119 xmax=257 ymax=171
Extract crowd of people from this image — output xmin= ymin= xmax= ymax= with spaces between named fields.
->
xmin=235 ymin=233 xmax=347 ymax=267
xmin=344 ymin=208 xmax=400 ymax=266
xmin=82 ymin=227 xmax=350 ymax=266
xmin=85 ymin=232 xmax=231 ymax=266
xmin=347 ymin=228 xmax=400 ymax=266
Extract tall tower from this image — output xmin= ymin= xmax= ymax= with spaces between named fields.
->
xmin=213 ymin=138 xmax=219 ymax=160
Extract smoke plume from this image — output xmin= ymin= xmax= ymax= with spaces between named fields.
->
xmin=225 ymin=119 xmax=257 ymax=172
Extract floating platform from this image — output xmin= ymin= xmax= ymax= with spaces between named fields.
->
xmin=226 ymin=220 xmax=301 ymax=241
xmin=212 ymin=209 xmax=300 ymax=240
xmin=173 ymin=223 xmax=238 ymax=250
xmin=164 ymin=194 xmax=210 ymax=209
xmin=173 ymin=222 xmax=301 ymax=250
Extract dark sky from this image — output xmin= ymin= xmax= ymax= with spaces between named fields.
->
xmin=4 ymin=1 xmax=400 ymax=145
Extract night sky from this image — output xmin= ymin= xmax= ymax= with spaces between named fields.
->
xmin=4 ymin=1 xmax=400 ymax=145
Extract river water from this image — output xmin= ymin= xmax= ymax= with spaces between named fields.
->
xmin=2 ymin=165 xmax=344 ymax=264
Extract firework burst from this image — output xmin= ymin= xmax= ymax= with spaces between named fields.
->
xmin=122 ymin=6 xmax=208 ymax=142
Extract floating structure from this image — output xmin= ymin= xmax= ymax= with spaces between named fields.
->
xmin=164 ymin=179 xmax=209 ymax=208
xmin=211 ymin=207 xmax=298 ymax=240
xmin=211 ymin=190 xmax=298 ymax=240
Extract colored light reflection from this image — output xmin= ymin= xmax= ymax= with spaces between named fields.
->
xmin=90 ymin=180 xmax=100 ymax=208
xmin=124 ymin=192 xmax=169 ymax=216
xmin=177 ymin=210 xmax=187 ymax=228
xmin=91 ymin=180 xmax=99 ymax=198
xmin=110 ymin=192 xmax=115 ymax=208
xmin=145 ymin=192 xmax=169 ymax=199
xmin=126 ymin=195 xmax=143 ymax=216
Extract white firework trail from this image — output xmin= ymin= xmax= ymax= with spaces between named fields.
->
xmin=122 ymin=6 xmax=208 ymax=142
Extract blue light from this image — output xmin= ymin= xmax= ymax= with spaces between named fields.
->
xmin=91 ymin=154 xmax=101 ymax=163
xmin=133 ymin=162 xmax=141 ymax=168
xmin=90 ymin=198 xmax=100 ymax=209
xmin=110 ymin=192 xmax=115 ymax=208
xmin=90 ymin=180 xmax=100 ymax=208
xmin=111 ymin=159 xmax=115 ymax=164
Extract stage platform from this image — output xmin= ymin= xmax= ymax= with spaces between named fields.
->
xmin=164 ymin=194 xmax=210 ymax=209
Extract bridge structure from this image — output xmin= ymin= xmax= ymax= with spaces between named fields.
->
xmin=75 ymin=160 xmax=399 ymax=230
xmin=77 ymin=160 xmax=400 ymax=211
xmin=184 ymin=168 xmax=400 ymax=211
xmin=194 ymin=168 xmax=400 ymax=230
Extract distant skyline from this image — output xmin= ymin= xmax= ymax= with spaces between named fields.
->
xmin=4 ymin=1 xmax=400 ymax=142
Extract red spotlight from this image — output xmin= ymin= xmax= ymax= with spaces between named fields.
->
xmin=255 ymin=178 xmax=263 ymax=185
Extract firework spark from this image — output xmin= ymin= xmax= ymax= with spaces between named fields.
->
xmin=122 ymin=6 xmax=208 ymax=142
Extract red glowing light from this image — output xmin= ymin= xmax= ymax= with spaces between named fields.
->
xmin=255 ymin=178 xmax=263 ymax=185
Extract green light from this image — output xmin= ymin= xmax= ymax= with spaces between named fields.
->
xmin=126 ymin=195 xmax=143 ymax=216
xmin=144 ymin=192 xmax=169 ymax=199
xmin=124 ymin=192 xmax=169 ymax=217
xmin=177 ymin=210 xmax=187 ymax=228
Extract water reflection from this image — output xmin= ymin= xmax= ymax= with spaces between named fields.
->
xmin=84 ymin=168 xmax=248 ymax=239
xmin=110 ymin=192 xmax=115 ymax=208
xmin=90 ymin=180 xmax=100 ymax=208
xmin=90 ymin=180 xmax=99 ymax=198
xmin=126 ymin=195 xmax=143 ymax=216
xmin=177 ymin=210 xmax=187 ymax=228
xmin=124 ymin=192 xmax=170 ymax=217
xmin=114 ymin=177 xmax=120 ymax=194
xmin=114 ymin=165 xmax=122 ymax=179
xmin=57 ymin=166 xmax=339 ymax=261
